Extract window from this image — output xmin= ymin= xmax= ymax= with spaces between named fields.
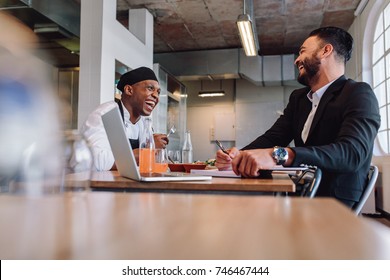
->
xmin=373 ymin=2 xmax=390 ymax=153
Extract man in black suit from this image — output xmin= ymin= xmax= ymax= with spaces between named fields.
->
xmin=216 ymin=26 xmax=380 ymax=208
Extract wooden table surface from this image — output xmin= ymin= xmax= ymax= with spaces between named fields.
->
xmin=85 ymin=171 xmax=296 ymax=193
xmin=0 ymin=192 xmax=389 ymax=259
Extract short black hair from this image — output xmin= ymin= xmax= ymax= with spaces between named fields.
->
xmin=309 ymin=26 xmax=353 ymax=63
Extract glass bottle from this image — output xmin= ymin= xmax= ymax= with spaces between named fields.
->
xmin=182 ymin=130 xmax=193 ymax=163
xmin=139 ymin=117 xmax=155 ymax=173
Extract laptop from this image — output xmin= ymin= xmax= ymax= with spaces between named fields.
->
xmin=101 ymin=106 xmax=212 ymax=182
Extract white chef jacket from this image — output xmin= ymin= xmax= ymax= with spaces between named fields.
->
xmin=80 ymin=100 xmax=144 ymax=171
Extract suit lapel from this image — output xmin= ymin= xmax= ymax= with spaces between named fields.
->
xmin=307 ymin=76 xmax=347 ymax=139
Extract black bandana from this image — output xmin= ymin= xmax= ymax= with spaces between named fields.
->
xmin=116 ymin=67 xmax=158 ymax=92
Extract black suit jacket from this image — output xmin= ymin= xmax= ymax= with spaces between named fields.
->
xmin=242 ymin=75 xmax=380 ymax=204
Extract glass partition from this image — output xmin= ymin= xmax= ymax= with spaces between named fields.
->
xmin=153 ymin=64 xmax=187 ymax=154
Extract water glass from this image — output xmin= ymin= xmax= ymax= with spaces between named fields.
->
xmin=62 ymin=130 xmax=93 ymax=192
xmin=168 ymin=150 xmax=181 ymax=163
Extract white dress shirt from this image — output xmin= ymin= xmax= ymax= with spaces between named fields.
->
xmin=80 ymin=100 xmax=144 ymax=171
xmin=301 ymin=80 xmax=336 ymax=143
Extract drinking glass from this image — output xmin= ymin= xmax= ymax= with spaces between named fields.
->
xmin=174 ymin=150 xmax=181 ymax=163
xmin=62 ymin=130 xmax=93 ymax=192
xmin=168 ymin=150 xmax=181 ymax=163
xmin=154 ymin=149 xmax=169 ymax=172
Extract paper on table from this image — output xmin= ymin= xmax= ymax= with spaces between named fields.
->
xmin=190 ymin=169 xmax=240 ymax=178
xmin=190 ymin=166 xmax=308 ymax=178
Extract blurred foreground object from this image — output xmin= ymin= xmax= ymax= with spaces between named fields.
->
xmin=0 ymin=11 xmax=63 ymax=195
xmin=0 ymin=11 xmax=38 ymax=55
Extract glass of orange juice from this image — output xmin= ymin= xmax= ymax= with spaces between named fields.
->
xmin=153 ymin=148 xmax=169 ymax=173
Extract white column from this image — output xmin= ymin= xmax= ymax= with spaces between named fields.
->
xmin=78 ymin=0 xmax=154 ymax=128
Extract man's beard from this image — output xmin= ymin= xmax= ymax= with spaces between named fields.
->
xmin=297 ymin=55 xmax=321 ymax=87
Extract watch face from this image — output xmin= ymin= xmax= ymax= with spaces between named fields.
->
xmin=277 ymin=148 xmax=287 ymax=158
xmin=273 ymin=147 xmax=287 ymax=164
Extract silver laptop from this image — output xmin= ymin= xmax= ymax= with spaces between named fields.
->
xmin=101 ymin=106 xmax=212 ymax=182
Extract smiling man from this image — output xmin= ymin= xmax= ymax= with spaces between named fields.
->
xmin=81 ymin=67 xmax=168 ymax=171
xmin=215 ymin=27 xmax=380 ymax=208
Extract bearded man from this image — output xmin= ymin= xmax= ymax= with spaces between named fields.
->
xmin=215 ymin=27 xmax=380 ymax=208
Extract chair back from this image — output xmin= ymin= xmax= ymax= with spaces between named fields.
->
xmin=353 ymin=165 xmax=379 ymax=215
xmin=289 ymin=166 xmax=322 ymax=198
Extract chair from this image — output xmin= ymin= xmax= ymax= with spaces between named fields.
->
xmin=352 ymin=165 xmax=379 ymax=215
xmin=289 ymin=166 xmax=322 ymax=198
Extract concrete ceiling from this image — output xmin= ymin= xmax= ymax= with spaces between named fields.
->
xmin=0 ymin=0 xmax=362 ymax=67
xmin=117 ymin=0 xmax=361 ymax=55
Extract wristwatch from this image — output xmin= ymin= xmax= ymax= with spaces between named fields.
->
xmin=272 ymin=146 xmax=288 ymax=165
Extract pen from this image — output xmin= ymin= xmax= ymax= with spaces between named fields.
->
xmin=215 ymin=140 xmax=229 ymax=155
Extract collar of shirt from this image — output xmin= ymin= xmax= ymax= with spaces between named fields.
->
xmin=121 ymin=101 xmax=144 ymax=139
xmin=122 ymin=101 xmax=141 ymax=126
xmin=306 ymin=79 xmax=338 ymax=105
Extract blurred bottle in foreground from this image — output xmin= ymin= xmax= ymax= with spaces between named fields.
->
xmin=0 ymin=67 xmax=64 ymax=195
xmin=0 ymin=11 xmax=64 ymax=195
xmin=182 ymin=130 xmax=193 ymax=163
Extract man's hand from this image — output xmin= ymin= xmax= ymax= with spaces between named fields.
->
xmin=232 ymin=148 xmax=276 ymax=177
xmin=153 ymin=134 xmax=168 ymax=149
xmin=215 ymin=147 xmax=240 ymax=170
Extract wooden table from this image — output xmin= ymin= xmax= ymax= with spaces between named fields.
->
xmin=0 ymin=192 xmax=389 ymax=259
xmin=85 ymin=171 xmax=295 ymax=193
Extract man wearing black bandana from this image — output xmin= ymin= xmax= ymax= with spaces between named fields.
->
xmin=81 ymin=67 xmax=168 ymax=171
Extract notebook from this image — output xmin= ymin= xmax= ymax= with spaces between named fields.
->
xmin=190 ymin=167 xmax=309 ymax=178
xmin=101 ymin=106 xmax=211 ymax=182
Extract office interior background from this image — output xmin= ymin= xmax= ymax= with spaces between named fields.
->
xmin=1 ymin=0 xmax=390 ymax=215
